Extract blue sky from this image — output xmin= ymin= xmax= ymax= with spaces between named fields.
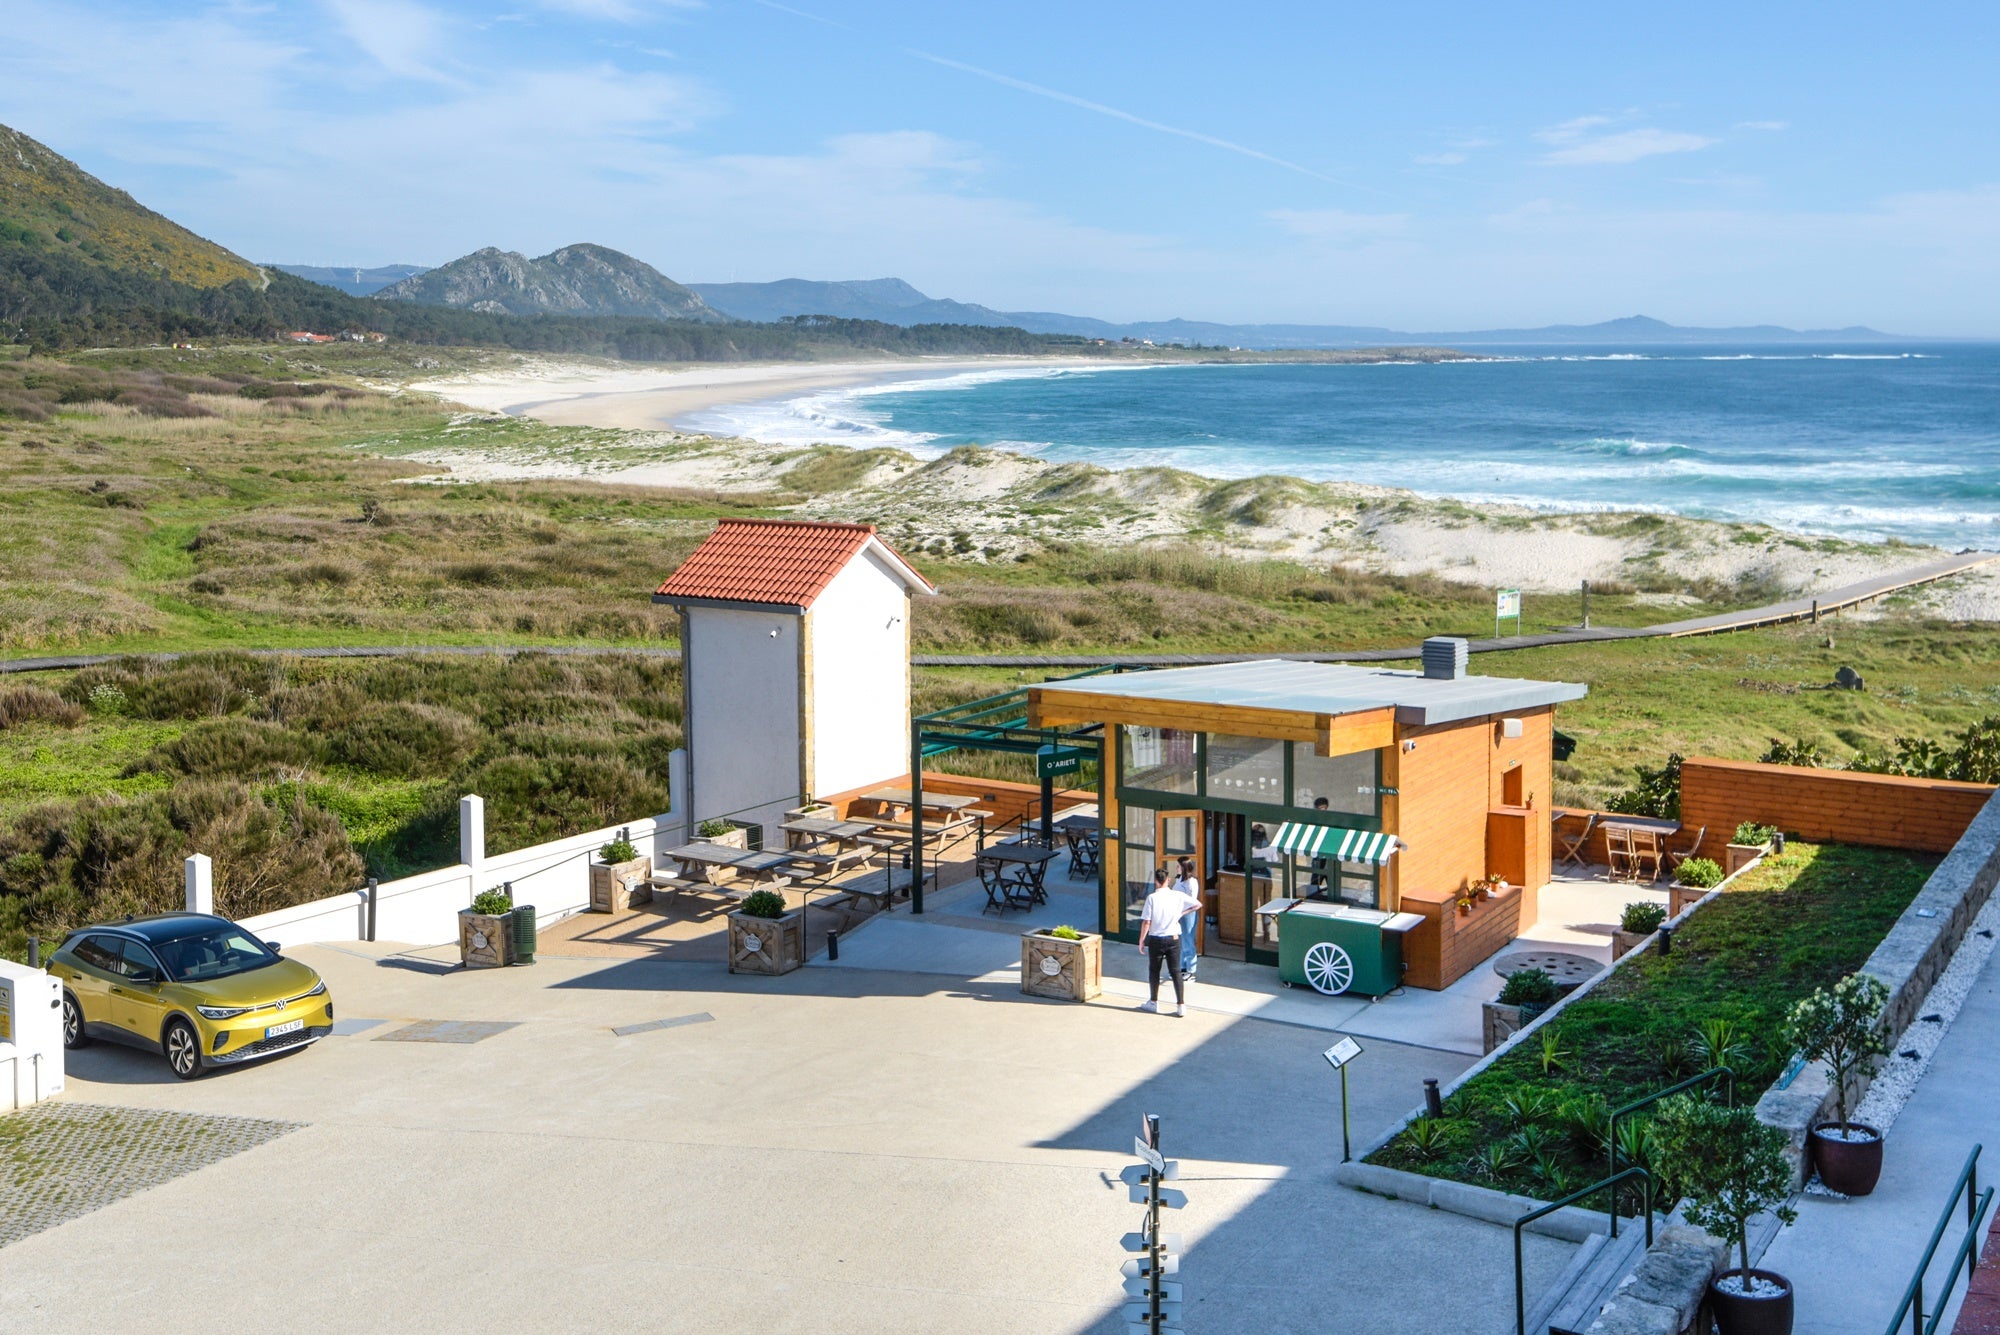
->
xmin=5 ymin=1 xmax=1998 ymax=332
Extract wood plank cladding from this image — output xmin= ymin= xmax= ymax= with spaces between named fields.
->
xmin=1316 ymin=708 xmax=1395 ymax=757
xmin=1681 ymin=758 xmax=1995 ymax=855
xmin=1398 ymin=883 xmax=1528 ymax=991
xmin=1026 ymin=688 xmax=1321 ymax=743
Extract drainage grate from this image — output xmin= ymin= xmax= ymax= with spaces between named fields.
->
xmin=374 ymin=1020 xmax=518 ymax=1044
xmin=612 ymin=1012 xmax=715 ymax=1037
xmin=1 ymin=1102 xmax=301 ymax=1249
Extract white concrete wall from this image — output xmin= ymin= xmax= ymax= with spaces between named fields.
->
xmin=808 ymin=548 xmax=912 ymax=799
xmin=685 ymin=604 xmax=803 ymax=838
xmin=240 ymin=809 xmax=679 ymax=949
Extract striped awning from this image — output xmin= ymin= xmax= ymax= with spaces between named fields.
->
xmin=1268 ymin=822 xmax=1399 ymax=866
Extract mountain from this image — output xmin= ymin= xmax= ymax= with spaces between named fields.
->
xmin=376 ymin=244 xmax=724 ymax=322
xmin=272 ymin=263 xmax=428 ymax=296
xmin=0 ymin=123 xmax=261 ymax=289
xmin=692 ymin=278 xmax=1899 ymax=348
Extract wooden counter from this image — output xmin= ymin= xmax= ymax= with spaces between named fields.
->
xmin=1397 ymin=880 xmax=1532 ymax=991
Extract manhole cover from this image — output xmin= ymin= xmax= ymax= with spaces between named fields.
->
xmin=375 ymin=1020 xmax=518 ymax=1044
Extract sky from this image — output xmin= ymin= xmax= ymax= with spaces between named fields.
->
xmin=4 ymin=1 xmax=1999 ymax=333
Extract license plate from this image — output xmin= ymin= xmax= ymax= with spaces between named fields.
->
xmin=265 ymin=1018 xmax=304 ymax=1039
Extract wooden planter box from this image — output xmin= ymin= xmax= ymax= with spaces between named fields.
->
xmin=1021 ymin=930 xmax=1103 ymax=1001
xmin=1670 ymin=880 xmax=1718 ymax=915
xmin=589 ymin=856 xmax=653 ymax=912
xmin=459 ymin=909 xmax=514 ymax=969
xmin=728 ymin=909 xmax=805 ymax=975
xmin=1724 ymin=841 xmax=1771 ymax=876
xmin=700 ymin=824 xmax=752 ymax=851
xmin=1482 ymin=1000 xmax=1527 ymax=1054
xmin=1610 ymin=928 xmax=1653 ymax=959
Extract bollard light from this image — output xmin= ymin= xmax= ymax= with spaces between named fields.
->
xmin=1423 ymin=1077 xmax=1443 ymax=1119
xmin=27 ymin=935 xmax=39 ymax=968
xmin=1657 ymin=925 xmax=1674 ymax=957
xmin=827 ymin=930 xmax=840 ymax=962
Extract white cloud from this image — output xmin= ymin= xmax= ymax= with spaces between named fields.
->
xmin=538 ymin=0 xmax=701 ymax=20
xmin=322 ymin=0 xmax=458 ymax=84
xmin=1536 ymin=117 xmax=1715 ymax=166
xmin=1267 ymin=209 xmax=1409 ymax=240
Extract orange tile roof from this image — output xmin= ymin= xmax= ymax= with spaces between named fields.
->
xmin=653 ymin=518 xmax=932 ymax=609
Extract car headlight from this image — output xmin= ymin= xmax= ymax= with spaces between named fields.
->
xmin=197 ymin=1004 xmax=253 ymax=1020
xmin=305 ymin=979 xmax=328 ymax=999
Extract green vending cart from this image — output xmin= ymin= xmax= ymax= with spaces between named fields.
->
xmin=1270 ymin=900 xmax=1426 ymax=996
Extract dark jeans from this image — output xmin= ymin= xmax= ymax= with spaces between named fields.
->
xmin=1146 ymin=936 xmax=1185 ymax=1004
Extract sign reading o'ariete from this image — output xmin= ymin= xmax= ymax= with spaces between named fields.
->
xmin=1037 ymin=744 xmax=1085 ymax=779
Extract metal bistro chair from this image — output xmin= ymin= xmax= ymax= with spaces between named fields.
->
xmin=1065 ymin=828 xmax=1101 ymax=880
xmin=978 ymin=860 xmax=1028 ymax=916
xmin=1553 ymin=810 xmax=1599 ymax=869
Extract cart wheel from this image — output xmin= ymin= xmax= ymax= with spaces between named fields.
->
xmin=1302 ymin=942 xmax=1354 ymax=996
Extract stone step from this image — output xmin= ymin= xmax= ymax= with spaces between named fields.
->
xmin=1544 ymin=1224 xmax=1651 ymax=1334
xmin=1523 ymin=1231 xmax=1606 ymax=1334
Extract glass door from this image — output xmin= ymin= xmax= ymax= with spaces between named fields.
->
xmin=1156 ymin=810 xmax=1205 ymax=956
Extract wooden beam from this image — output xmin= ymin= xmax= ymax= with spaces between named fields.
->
xmin=1315 ymin=708 xmax=1395 ymax=758
xmin=1028 ymin=687 xmax=1322 ymax=742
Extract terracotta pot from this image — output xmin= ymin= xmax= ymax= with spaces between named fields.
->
xmin=1810 ymin=1122 xmax=1884 ymax=1196
xmin=1708 ymin=1269 xmax=1793 ymax=1335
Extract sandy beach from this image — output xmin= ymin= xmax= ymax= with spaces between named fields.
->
xmin=413 ymin=355 xmax=1114 ymax=432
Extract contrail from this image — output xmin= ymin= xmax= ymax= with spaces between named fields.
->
xmin=905 ymin=49 xmax=1372 ymax=191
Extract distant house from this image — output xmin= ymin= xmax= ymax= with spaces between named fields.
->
xmin=284 ymin=331 xmax=336 ymax=344
xmin=653 ymin=519 xmax=935 ymax=839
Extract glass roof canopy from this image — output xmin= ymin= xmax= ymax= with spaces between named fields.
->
xmin=914 ymin=667 xmax=1118 ymax=758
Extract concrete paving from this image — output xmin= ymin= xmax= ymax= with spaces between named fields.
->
xmin=0 ymin=941 xmax=1577 ymax=1334
xmin=1758 ymin=924 xmax=2000 ymax=1334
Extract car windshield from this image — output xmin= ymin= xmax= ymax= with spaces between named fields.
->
xmin=152 ymin=927 xmax=278 ymax=983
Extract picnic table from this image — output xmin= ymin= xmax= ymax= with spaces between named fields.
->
xmin=975 ymin=841 xmax=1061 ymax=913
xmin=857 ymin=787 xmax=984 ymax=818
xmin=666 ymin=842 xmax=796 ymax=886
xmin=781 ymin=816 xmax=881 ymax=849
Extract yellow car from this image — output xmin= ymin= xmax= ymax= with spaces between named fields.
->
xmin=49 ymin=912 xmax=333 ymax=1080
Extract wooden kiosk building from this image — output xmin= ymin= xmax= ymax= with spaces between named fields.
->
xmin=1026 ymin=639 xmax=1586 ymax=991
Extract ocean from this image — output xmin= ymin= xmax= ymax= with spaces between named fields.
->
xmin=681 ymin=345 xmax=2000 ymax=549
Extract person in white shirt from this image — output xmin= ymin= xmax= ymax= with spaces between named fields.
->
xmin=1137 ymin=867 xmax=1200 ymax=1016
xmin=1174 ymin=857 xmax=1201 ymax=983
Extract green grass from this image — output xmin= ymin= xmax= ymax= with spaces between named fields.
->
xmin=1365 ymin=842 xmax=1938 ymax=1203
xmin=0 ymin=715 xmax=183 ymax=814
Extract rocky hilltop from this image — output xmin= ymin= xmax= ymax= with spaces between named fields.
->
xmin=376 ymin=243 xmax=724 ymax=322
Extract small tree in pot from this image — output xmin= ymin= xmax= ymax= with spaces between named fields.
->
xmin=1652 ymin=1095 xmax=1799 ymax=1335
xmin=1785 ymin=972 xmax=1891 ymax=1196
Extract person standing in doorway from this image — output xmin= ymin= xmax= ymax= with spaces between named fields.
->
xmin=1174 ymin=857 xmax=1201 ymax=983
xmin=1137 ymin=867 xmax=1198 ymax=1016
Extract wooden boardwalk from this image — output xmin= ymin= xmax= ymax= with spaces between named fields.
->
xmin=1 ymin=551 xmax=1993 ymax=676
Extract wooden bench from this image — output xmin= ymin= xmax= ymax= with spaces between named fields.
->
xmin=645 ymin=877 xmax=748 ymax=909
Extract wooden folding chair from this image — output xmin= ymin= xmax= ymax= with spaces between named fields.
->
xmin=1603 ymin=824 xmax=1636 ymax=880
xmin=1629 ymin=829 xmax=1666 ymax=882
xmin=1553 ymin=811 xmax=1598 ymax=868
xmin=1665 ymin=825 xmax=1707 ymax=875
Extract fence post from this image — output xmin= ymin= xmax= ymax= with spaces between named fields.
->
xmin=184 ymin=853 xmax=214 ymax=916
xmin=459 ymin=795 xmax=486 ymax=874
xmin=365 ymin=877 xmax=379 ymax=942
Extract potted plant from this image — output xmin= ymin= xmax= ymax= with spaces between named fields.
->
xmin=1652 ymin=1095 xmax=1799 ymax=1335
xmin=1725 ymin=822 xmax=1777 ymax=876
xmin=589 ymin=835 xmax=653 ymax=912
xmin=459 ymin=886 xmax=514 ymax=969
xmin=1482 ymin=967 xmax=1559 ymax=1054
xmin=1613 ymin=901 xmax=1667 ymax=957
xmin=727 ymin=888 xmax=805 ymax=975
xmin=1021 ymin=924 xmax=1103 ymax=1001
xmin=699 ymin=817 xmax=753 ymax=850
xmin=1671 ymin=855 xmax=1724 ymax=915
xmin=1786 ymin=972 xmax=1891 ymax=1196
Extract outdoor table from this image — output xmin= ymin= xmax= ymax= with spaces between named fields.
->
xmin=1491 ymin=949 xmax=1603 ymax=993
xmin=1602 ymin=816 xmax=1677 ymax=881
xmin=1263 ymin=900 xmax=1424 ymax=997
xmin=666 ymin=842 xmax=795 ymax=886
xmin=857 ymin=787 xmax=983 ymax=818
xmin=975 ymin=841 xmax=1061 ymax=907
xmin=780 ymin=817 xmax=880 ymax=851
xmin=1053 ymin=814 xmax=1101 ymax=877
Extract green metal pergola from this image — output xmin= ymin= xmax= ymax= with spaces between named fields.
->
xmin=906 ymin=668 xmax=1117 ymax=916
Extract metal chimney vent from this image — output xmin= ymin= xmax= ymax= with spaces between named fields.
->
xmin=1421 ymin=636 xmax=1469 ymax=681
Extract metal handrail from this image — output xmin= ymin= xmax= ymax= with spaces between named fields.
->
xmin=1922 ymin=1187 xmax=1994 ymax=1335
xmin=1884 ymin=1143 xmax=1985 ymax=1335
xmin=1515 ymin=1167 xmax=1654 ymax=1335
xmin=1605 ymin=1066 xmax=1733 ymax=1237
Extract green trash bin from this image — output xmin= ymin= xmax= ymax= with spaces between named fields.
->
xmin=1276 ymin=902 xmax=1420 ymax=997
xmin=510 ymin=904 xmax=537 ymax=965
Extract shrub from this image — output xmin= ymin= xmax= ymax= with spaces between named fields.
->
xmin=1675 ymin=857 xmax=1723 ymax=888
xmin=454 ymin=753 xmax=671 ymax=852
xmin=327 ymin=703 xmax=479 ymax=777
xmin=139 ymin=719 xmax=319 ymax=777
xmin=1620 ymin=901 xmax=1668 ymax=934
xmin=740 ymin=889 xmax=788 ymax=919
xmin=1650 ymin=1096 xmax=1798 ymax=1275
xmin=598 ymin=838 xmax=638 ymax=864
xmin=1498 ymin=967 xmax=1559 ymax=1007
xmin=697 ymin=818 xmax=734 ymax=838
xmin=470 ymin=887 xmax=512 ymax=915
xmin=0 ymin=686 xmax=85 ymax=730
xmin=1732 ymin=821 xmax=1777 ymax=846
xmin=1785 ymin=973 xmax=1890 ymax=1133
xmin=1608 ymin=753 xmax=1682 ymax=820
xmin=1760 ymin=737 xmax=1825 ymax=768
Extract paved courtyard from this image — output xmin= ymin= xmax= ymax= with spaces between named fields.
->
xmin=0 ymin=937 xmax=1576 ymax=1334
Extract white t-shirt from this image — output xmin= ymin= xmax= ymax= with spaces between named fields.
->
xmin=1141 ymin=888 xmax=1201 ymax=938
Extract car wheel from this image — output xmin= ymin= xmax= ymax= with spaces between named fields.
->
xmin=62 ymin=990 xmax=92 ymax=1049
xmin=164 ymin=1018 xmax=204 ymax=1080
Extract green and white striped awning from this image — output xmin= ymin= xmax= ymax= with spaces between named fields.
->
xmin=1268 ymin=822 xmax=1399 ymax=866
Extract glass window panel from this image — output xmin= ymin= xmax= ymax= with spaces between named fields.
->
xmin=1292 ymin=746 xmax=1379 ymax=816
xmin=1159 ymin=813 xmax=1198 ymax=858
xmin=1120 ymin=805 xmax=1156 ymax=848
xmin=1122 ymin=847 xmax=1157 ymax=931
xmin=1206 ymin=733 xmax=1286 ymax=804
xmin=1337 ymin=865 xmax=1379 ymax=909
xmin=1121 ymin=727 xmax=1197 ymax=795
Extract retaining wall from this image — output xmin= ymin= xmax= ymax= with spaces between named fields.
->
xmin=1681 ymin=758 xmax=1994 ymax=855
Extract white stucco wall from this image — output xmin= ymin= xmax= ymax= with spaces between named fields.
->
xmin=808 ymin=548 xmax=913 ymax=798
xmin=686 ymin=605 xmax=802 ymax=837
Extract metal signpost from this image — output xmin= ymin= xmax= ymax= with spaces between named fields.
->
xmin=1495 ymin=588 xmax=1522 ymax=638
xmin=1323 ymin=1037 xmax=1363 ymax=1162
xmin=1121 ymin=1114 xmax=1186 ymax=1335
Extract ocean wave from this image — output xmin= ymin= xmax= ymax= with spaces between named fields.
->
xmin=1575 ymin=437 xmax=1701 ymax=458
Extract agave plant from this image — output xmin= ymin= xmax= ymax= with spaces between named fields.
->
xmin=1510 ymin=1123 xmax=1558 ymax=1161
xmin=1648 ymin=1029 xmax=1692 ymax=1079
xmin=1558 ymin=1096 xmax=1612 ymax=1156
xmin=1475 ymin=1140 xmax=1519 ymax=1181
xmin=1500 ymin=1088 xmax=1556 ymax=1128
xmin=1439 ymin=1088 xmax=1481 ymax=1121
xmin=1690 ymin=1016 xmax=1753 ymax=1074
xmin=1404 ymin=1117 xmax=1458 ymax=1160
xmin=1611 ymin=1118 xmax=1654 ymax=1173
xmin=1531 ymin=1152 xmax=1573 ymax=1198
xmin=1539 ymin=1027 xmax=1571 ymax=1075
